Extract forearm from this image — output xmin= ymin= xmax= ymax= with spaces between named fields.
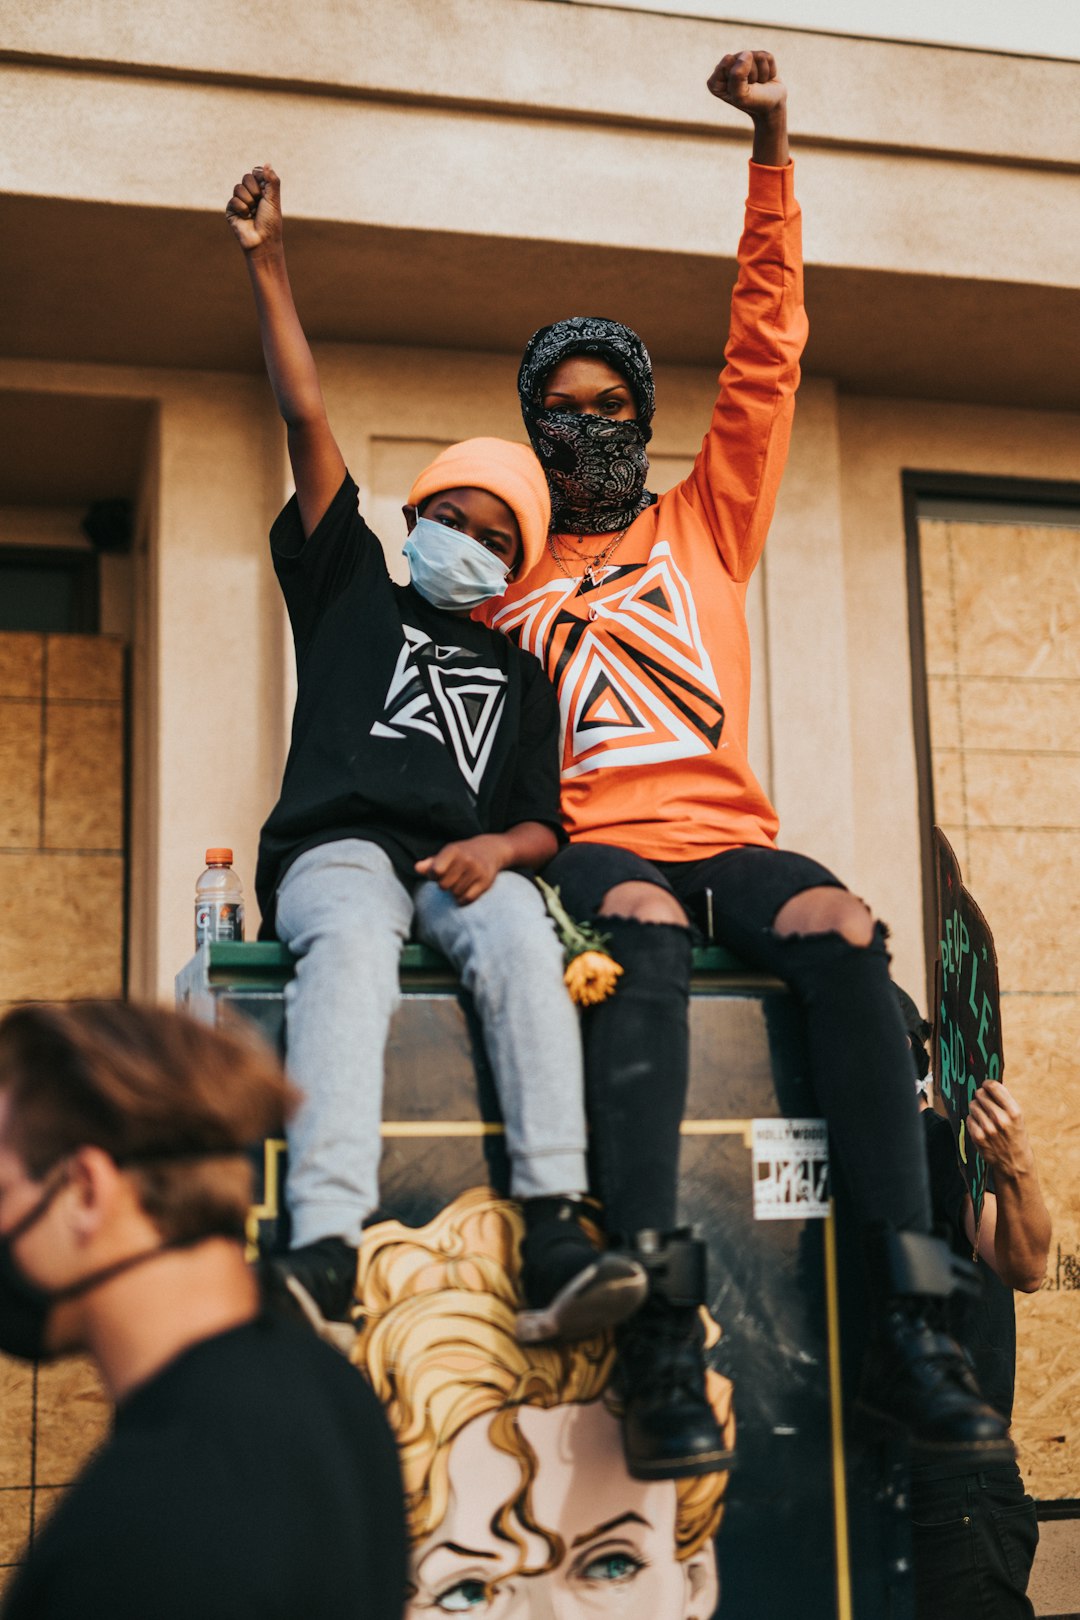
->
xmin=751 ymin=104 xmax=789 ymax=166
xmin=684 ymin=159 xmax=806 ymax=577
xmin=416 ymin=823 xmax=559 ymax=903
xmin=245 ymin=246 xmax=328 ymax=428
xmin=992 ymin=1169 xmax=1051 ymax=1292
xmin=494 ymin=821 xmax=560 ymax=874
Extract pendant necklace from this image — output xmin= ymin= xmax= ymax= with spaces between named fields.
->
xmin=547 ymin=527 xmax=630 ymax=619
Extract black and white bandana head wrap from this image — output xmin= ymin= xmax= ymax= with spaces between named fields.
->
xmin=518 ymin=316 xmax=657 ymax=535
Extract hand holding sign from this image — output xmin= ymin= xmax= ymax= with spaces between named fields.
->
xmin=966 ymin=1080 xmax=1035 ymax=1181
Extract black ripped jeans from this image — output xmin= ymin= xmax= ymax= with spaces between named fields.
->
xmin=543 ymin=841 xmax=931 ymax=1240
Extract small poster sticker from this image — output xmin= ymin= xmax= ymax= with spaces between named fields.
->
xmin=751 ymin=1118 xmax=830 ymax=1221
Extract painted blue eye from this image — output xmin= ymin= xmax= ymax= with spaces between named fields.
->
xmin=436 ymin=1578 xmax=489 ymax=1612
xmin=582 ymin=1552 xmax=643 ymax=1583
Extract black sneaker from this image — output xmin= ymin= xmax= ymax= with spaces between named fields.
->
xmin=515 ymin=1197 xmax=648 ymax=1344
xmin=614 ymin=1297 xmax=735 ymax=1480
xmin=261 ymin=1237 xmax=358 ymax=1353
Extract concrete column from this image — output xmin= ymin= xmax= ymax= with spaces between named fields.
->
xmin=762 ymin=378 xmax=856 ymax=883
xmin=150 ymin=377 xmax=284 ymax=993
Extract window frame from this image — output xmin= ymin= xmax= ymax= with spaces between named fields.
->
xmin=902 ymin=469 xmax=1080 ymax=997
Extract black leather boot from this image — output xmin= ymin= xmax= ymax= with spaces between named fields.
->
xmin=614 ymin=1230 xmax=735 ymax=1481
xmin=858 ymin=1227 xmax=1014 ymax=1462
xmin=516 ymin=1197 xmax=648 ymax=1344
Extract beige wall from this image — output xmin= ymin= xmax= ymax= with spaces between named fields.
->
xmin=0 ymin=358 xmax=286 ymax=996
xmin=2 ymin=1 xmax=1078 ymax=408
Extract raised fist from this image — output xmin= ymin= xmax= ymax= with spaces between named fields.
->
xmin=708 ymin=50 xmax=787 ymax=117
xmin=224 ymin=164 xmax=283 ymax=253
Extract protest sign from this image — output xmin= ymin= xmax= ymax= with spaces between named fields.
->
xmin=932 ymin=828 xmax=1003 ymax=1241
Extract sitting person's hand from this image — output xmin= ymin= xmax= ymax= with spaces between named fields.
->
xmin=415 ymin=835 xmax=511 ymax=904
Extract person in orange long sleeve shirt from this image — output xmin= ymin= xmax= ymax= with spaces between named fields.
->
xmin=483 ymin=49 xmax=1012 ymax=1484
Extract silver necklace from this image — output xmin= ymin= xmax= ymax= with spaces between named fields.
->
xmin=547 ymin=527 xmax=630 ymax=589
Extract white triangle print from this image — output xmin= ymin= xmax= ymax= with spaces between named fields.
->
xmin=491 ymin=577 xmax=579 ymax=663
xmin=600 ymin=543 xmax=719 ymax=690
xmin=560 ymin=637 xmax=709 ymax=778
xmin=428 ymin=666 xmax=507 ymax=794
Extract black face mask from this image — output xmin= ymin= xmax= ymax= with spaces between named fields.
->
xmin=0 ymin=1148 xmax=246 ymax=1362
xmin=0 ymin=1168 xmax=83 ymax=1361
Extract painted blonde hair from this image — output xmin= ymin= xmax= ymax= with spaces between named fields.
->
xmin=353 ymin=1188 xmax=734 ymax=1568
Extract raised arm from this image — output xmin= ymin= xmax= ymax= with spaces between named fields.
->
xmin=682 ymin=52 xmax=807 ymax=580
xmin=964 ymin=1080 xmax=1051 ymax=1292
xmin=225 ymin=164 xmax=346 ymax=538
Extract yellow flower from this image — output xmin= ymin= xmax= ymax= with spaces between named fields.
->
xmin=564 ymin=950 xmax=623 ymax=1008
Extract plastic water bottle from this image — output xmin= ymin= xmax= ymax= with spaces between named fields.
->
xmin=195 ymin=848 xmax=245 ymax=948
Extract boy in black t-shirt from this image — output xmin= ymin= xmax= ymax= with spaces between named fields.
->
xmin=227 ymin=163 xmax=646 ymax=1341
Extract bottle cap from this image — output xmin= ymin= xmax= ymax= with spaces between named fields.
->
xmin=205 ymin=848 xmax=234 ymax=865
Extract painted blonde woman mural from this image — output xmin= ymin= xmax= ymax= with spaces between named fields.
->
xmin=354 ymin=1189 xmax=735 ymax=1617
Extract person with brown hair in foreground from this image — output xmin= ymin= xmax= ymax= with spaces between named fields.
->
xmin=0 ymin=1002 xmax=407 ymax=1620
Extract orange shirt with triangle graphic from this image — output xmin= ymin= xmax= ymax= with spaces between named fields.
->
xmin=478 ymin=161 xmax=808 ymax=864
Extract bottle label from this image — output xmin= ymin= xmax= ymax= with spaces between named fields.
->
xmin=196 ymin=900 xmax=245 ymax=948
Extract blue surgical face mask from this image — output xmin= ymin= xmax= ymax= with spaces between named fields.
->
xmin=403 ymin=515 xmax=512 ymax=611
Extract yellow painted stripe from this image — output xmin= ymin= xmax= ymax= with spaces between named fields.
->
xmin=679 ymin=1120 xmax=755 ymax=1145
xmin=823 ymin=1202 xmax=853 ymax=1620
xmin=377 ymin=1119 xmax=755 ymax=1140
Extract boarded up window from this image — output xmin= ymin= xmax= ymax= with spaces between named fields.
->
xmin=0 ymin=632 xmax=125 ymax=1003
xmin=918 ymin=509 xmax=1080 ymax=1500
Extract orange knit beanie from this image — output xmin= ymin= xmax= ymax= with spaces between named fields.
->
xmin=407 ymin=438 xmax=551 ymax=575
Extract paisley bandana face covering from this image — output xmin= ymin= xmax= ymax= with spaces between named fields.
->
xmin=518 ymin=316 xmax=658 ymax=535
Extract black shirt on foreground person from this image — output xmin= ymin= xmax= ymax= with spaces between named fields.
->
xmin=0 ymin=1002 xmax=407 ymax=1620
xmin=2 ymin=1315 xmax=407 ymax=1620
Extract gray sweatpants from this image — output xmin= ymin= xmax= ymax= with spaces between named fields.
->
xmin=275 ymin=838 xmax=588 ymax=1246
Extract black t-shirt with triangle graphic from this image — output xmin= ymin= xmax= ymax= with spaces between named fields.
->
xmin=255 ymin=474 xmax=563 ymax=935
